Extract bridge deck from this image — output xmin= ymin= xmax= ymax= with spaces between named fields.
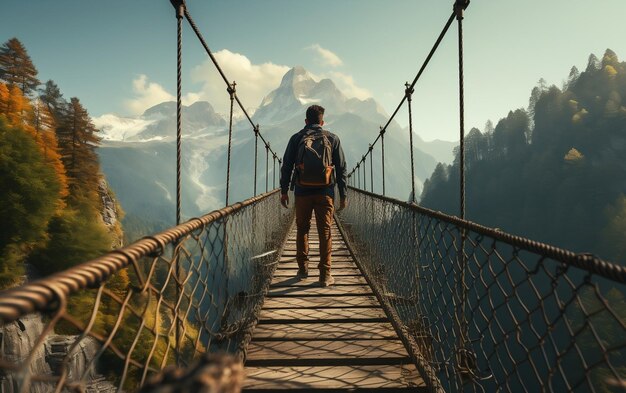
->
xmin=243 ymin=218 xmax=426 ymax=391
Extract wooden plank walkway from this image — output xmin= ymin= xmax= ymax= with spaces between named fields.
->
xmin=243 ymin=218 xmax=426 ymax=392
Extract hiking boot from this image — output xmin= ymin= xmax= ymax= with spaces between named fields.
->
xmin=296 ymin=266 xmax=309 ymax=279
xmin=319 ymin=270 xmax=335 ymax=287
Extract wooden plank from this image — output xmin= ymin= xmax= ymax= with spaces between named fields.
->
xmin=281 ymin=243 xmax=348 ymax=248
xmin=267 ymin=285 xmax=373 ymax=297
xmin=259 ymin=308 xmax=386 ymax=321
xmin=262 ymin=296 xmax=379 ymax=309
xmin=246 ymin=339 xmax=407 ymax=361
xmin=277 ymin=265 xmax=359 ymax=272
xmin=273 ymin=268 xmax=361 ymax=277
xmin=251 ymin=322 xmax=398 ymax=340
xmin=243 ymin=364 xmax=425 ymax=390
xmin=281 ymin=251 xmax=352 ymax=257
xmin=270 ymin=276 xmax=367 ymax=286
xmin=280 ymin=255 xmax=354 ymax=261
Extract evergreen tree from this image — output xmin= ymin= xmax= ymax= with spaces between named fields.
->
xmin=57 ymin=97 xmax=102 ymax=196
xmin=0 ymin=38 xmax=40 ymax=96
xmin=421 ymin=49 xmax=626 ymax=262
xmin=40 ymin=80 xmax=66 ymax=121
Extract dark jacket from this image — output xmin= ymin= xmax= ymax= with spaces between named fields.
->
xmin=280 ymin=124 xmax=347 ymax=199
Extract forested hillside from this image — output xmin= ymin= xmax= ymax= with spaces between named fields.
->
xmin=421 ymin=49 xmax=626 ymax=263
xmin=0 ymin=38 xmax=123 ymax=288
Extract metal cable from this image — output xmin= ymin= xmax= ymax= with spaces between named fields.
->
xmin=254 ymin=125 xmax=259 ymax=196
xmin=362 ymin=156 xmax=367 ymax=190
xmin=455 ymin=0 xmax=470 ymax=374
xmin=272 ymin=154 xmax=276 ymax=189
xmin=173 ymin=0 xmax=184 ymax=366
xmin=348 ymin=11 xmax=456 ymax=175
xmin=381 ymin=127 xmax=386 ymax=196
xmin=225 ymin=82 xmax=236 ymax=206
xmin=369 ymin=145 xmax=374 ymax=193
xmin=182 ymin=9 xmax=281 ymax=161
xmin=265 ymin=144 xmax=269 ymax=192
xmin=406 ymin=82 xmax=416 ymax=203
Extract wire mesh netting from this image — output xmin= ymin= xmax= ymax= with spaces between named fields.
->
xmin=338 ymin=187 xmax=626 ymax=393
xmin=0 ymin=190 xmax=293 ymax=392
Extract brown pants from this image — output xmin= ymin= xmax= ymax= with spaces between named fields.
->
xmin=295 ymin=195 xmax=334 ymax=272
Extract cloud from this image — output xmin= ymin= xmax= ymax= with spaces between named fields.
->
xmin=125 ymin=74 xmax=175 ymax=116
xmin=307 ymin=44 xmax=344 ymax=68
xmin=326 ymin=71 xmax=371 ymax=100
xmin=188 ymin=50 xmax=290 ymax=115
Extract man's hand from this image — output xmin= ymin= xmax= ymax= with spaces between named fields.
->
xmin=337 ymin=198 xmax=347 ymax=212
xmin=280 ymin=193 xmax=289 ymax=208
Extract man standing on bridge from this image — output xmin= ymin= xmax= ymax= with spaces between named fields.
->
xmin=280 ymin=105 xmax=347 ymax=287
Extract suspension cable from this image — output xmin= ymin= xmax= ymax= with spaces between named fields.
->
xmin=225 ymin=82 xmax=236 ymax=206
xmin=455 ymin=0 xmax=470 ymax=376
xmin=254 ymin=125 xmax=259 ymax=196
xmin=348 ymin=11 xmax=456 ymax=176
xmin=406 ymin=82 xmax=416 ymax=203
xmin=171 ymin=0 xmax=185 ymax=367
xmin=182 ymin=7 xmax=281 ymax=162
xmin=265 ymin=143 xmax=269 ymax=192
xmin=273 ymin=153 xmax=277 ymax=189
xmin=362 ymin=156 xmax=367 ymax=191
xmin=381 ymin=127 xmax=386 ymax=196
xmin=369 ymin=145 xmax=374 ymax=193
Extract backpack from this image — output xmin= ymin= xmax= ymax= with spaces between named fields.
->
xmin=295 ymin=128 xmax=334 ymax=187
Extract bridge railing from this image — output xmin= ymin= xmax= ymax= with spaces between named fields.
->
xmin=338 ymin=186 xmax=625 ymax=393
xmin=0 ymin=189 xmax=293 ymax=392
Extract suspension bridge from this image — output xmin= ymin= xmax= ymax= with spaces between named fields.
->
xmin=1 ymin=1 xmax=625 ymax=392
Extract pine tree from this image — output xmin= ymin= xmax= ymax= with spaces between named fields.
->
xmin=0 ymin=38 xmax=40 ymax=96
xmin=56 ymin=97 xmax=102 ymax=196
xmin=39 ymin=80 xmax=66 ymax=121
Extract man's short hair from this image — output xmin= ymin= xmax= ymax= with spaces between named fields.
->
xmin=306 ymin=105 xmax=325 ymax=124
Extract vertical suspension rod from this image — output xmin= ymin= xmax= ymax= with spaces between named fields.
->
xmin=455 ymin=0 xmax=470 ymax=373
xmin=406 ymin=82 xmax=416 ymax=203
xmin=265 ymin=143 xmax=269 ymax=192
xmin=273 ymin=154 xmax=277 ymax=189
xmin=362 ymin=156 xmax=367 ymax=191
xmin=170 ymin=0 xmax=184 ymax=367
xmin=369 ymin=145 xmax=374 ymax=193
xmin=381 ymin=127 xmax=386 ymax=196
xmin=254 ymin=125 xmax=259 ymax=196
xmin=225 ymin=82 xmax=236 ymax=206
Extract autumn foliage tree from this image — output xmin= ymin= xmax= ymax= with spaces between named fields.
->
xmin=0 ymin=38 xmax=40 ymax=96
xmin=0 ymin=37 xmax=120 ymax=286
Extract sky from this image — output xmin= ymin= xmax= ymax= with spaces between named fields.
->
xmin=2 ymin=0 xmax=626 ymax=142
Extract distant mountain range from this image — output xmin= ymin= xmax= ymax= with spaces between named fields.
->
xmin=95 ymin=66 xmax=456 ymax=238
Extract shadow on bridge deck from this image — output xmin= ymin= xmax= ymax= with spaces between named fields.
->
xmin=243 ymin=218 xmax=427 ymax=392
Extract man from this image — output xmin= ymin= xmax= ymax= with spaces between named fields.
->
xmin=280 ymin=105 xmax=347 ymax=287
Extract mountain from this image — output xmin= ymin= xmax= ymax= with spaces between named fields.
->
xmin=96 ymin=66 xmax=451 ymax=241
